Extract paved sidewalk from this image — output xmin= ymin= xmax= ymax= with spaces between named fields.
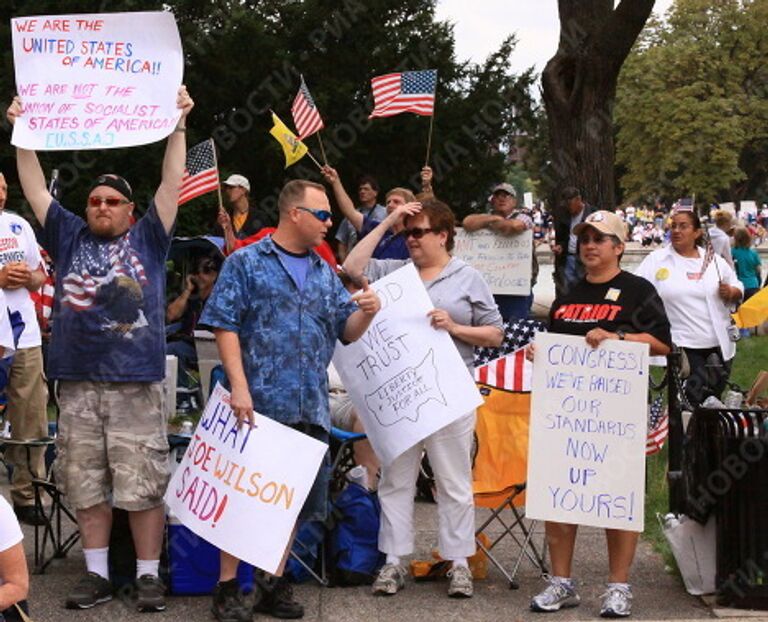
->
xmin=13 ymin=489 xmax=719 ymax=622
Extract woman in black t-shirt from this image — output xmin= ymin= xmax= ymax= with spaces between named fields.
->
xmin=530 ymin=211 xmax=671 ymax=619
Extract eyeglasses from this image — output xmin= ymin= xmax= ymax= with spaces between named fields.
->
xmin=296 ymin=206 xmax=332 ymax=222
xmin=88 ymin=196 xmax=130 ymax=208
xmin=403 ymin=227 xmax=434 ymax=239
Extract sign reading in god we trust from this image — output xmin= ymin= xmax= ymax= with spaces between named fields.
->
xmin=165 ymin=384 xmax=327 ymax=574
xmin=454 ymin=228 xmax=533 ymax=296
xmin=11 ymin=12 xmax=183 ymax=151
xmin=526 ymin=333 xmax=649 ymax=532
xmin=333 ymin=263 xmax=482 ymax=466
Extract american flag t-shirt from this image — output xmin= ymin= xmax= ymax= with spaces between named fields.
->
xmin=179 ymin=139 xmax=219 ymax=206
xmin=369 ymin=69 xmax=437 ymax=118
xmin=292 ymin=77 xmax=324 ymax=140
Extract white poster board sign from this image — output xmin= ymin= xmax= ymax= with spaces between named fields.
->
xmin=11 ymin=12 xmax=183 ymax=150
xmin=333 ymin=263 xmax=482 ymax=466
xmin=165 ymin=384 xmax=327 ymax=574
xmin=526 ymin=332 xmax=649 ymax=532
xmin=454 ymin=228 xmax=532 ymax=296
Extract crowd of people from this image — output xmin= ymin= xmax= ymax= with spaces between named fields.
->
xmin=0 ymin=85 xmax=763 ymax=622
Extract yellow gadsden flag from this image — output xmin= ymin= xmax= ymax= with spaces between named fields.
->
xmin=732 ymin=287 xmax=768 ymax=329
xmin=269 ymin=112 xmax=308 ymax=168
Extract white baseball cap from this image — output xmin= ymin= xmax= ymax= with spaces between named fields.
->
xmin=222 ymin=174 xmax=250 ymax=192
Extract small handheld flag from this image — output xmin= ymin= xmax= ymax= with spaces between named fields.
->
xmin=369 ymin=69 xmax=437 ymax=119
xmin=179 ymin=139 xmax=219 ymax=206
xmin=269 ymin=112 xmax=308 ymax=168
xmin=292 ymin=76 xmax=324 ymax=140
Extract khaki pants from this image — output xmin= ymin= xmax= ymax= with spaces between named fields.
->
xmin=5 ymin=346 xmax=49 ymax=507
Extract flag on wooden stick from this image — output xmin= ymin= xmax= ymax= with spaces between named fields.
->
xmin=179 ymin=139 xmax=219 ymax=206
xmin=291 ymin=76 xmax=324 ymax=140
xmin=270 ymin=112 xmax=308 ymax=168
xmin=369 ymin=69 xmax=437 ymax=118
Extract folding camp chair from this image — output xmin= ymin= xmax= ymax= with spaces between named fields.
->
xmin=472 ymin=348 xmax=548 ymax=589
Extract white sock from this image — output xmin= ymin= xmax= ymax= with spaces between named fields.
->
xmin=136 ymin=559 xmax=160 ymax=579
xmin=450 ymin=558 xmax=469 ymax=568
xmin=386 ymin=554 xmax=400 ymax=566
xmin=84 ymin=547 xmax=109 ymax=580
xmin=553 ymin=575 xmax=574 ymax=586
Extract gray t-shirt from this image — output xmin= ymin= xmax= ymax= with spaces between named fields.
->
xmin=364 ymin=256 xmax=503 ymax=370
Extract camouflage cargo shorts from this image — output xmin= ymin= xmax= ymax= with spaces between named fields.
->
xmin=54 ymin=381 xmax=170 ymax=511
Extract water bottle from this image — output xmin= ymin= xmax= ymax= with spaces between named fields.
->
xmin=346 ymin=465 xmax=368 ymax=489
xmin=179 ymin=419 xmax=194 ymax=436
xmin=723 ymin=391 xmax=743 ymax=409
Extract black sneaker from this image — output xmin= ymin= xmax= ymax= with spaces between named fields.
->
xmin=212 ymin=578 xmax=252 ymax=622
xmin=13 ymin=504 xmax=47 ymax=527
xmin=65 ymin=572 xmax=113 ymax=609
xmin=254 ymin=576 xmax=304 ymax=619
xmin=136 ymin=574 xmax=166 ymax=612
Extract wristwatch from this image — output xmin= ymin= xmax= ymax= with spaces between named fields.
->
xmin=616 ymin=330 xmax=626 ymax=341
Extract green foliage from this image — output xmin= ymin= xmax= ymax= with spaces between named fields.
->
xmin=616 ymin=0 xmax=768 ymax=206
xmin=0 ymin=0 xmax=537 ymax=230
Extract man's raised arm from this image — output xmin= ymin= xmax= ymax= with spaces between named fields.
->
xmin=154 ymin=86 xmax=194 ymax=234
xmin=6 ymin=97 xmax=53 ymax=227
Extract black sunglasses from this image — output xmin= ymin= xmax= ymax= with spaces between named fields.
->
xmin=296 ymin=206 xmax=332 ymax=222
xmin=403 ymin=227 xmax=434 ymax=239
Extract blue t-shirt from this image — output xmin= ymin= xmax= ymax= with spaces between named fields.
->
xmin=360 ymin=215 xmax=410 ymax=260
xmin=42 ymin=200 xmax=172 ymax=381
xmin=274 ymin=243 xmax=311 ymax=291
xmin=200 ymin=236 xmax=356 ymax=431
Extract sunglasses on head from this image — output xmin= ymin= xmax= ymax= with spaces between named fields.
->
xmin=403 ymin=227 xmax=434 ymax=239
xmin=296 ymin=206 xmax=332 ymax=222
xmin=88 ymin=196 xmax=129 ymax=208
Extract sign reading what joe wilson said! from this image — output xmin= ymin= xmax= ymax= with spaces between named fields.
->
xmin=526 ymin=332 xmax=649 ymax=532
xmin=333 ymin=263 xmax=483 ymax=466
xmin=11 ymin=12 xmax=183 ymax=151
xmin=165 ymin=384 xmax=327 ymax=574
xmin=454 ymin=228 xmax=533 ymax=296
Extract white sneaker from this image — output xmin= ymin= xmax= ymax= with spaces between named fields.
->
xmin=600 ymin=583 xmax=633 ymax=618
xmin=530 ymin=576 xmax=581 ymax=612
xmin=372 ymin=563 xmax=406 ymax=596
xmin=447 ymin=565 xmax=473 ymax=598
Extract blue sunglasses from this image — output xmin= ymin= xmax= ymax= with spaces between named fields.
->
xmin=296 ymin=206 xmax=332 ymax=222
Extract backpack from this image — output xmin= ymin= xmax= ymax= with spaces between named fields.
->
xmin=329 ymin=482 xmax=384 ymax=586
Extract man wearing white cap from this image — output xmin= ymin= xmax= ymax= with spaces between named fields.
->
xmin=217 ymin=173 xmax=264 ymax=243
xmin=462 ymin=182 xmax=537 ymax=320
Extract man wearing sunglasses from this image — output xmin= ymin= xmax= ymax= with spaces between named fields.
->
xmin=0 ymin=172 xmax=48 ymax=528
xmin=462 ymin=182 xmax=538 ymax=320
xmin=7 ymin=86 xmax=194 ymax=613
xmin=201 ymin=179 xmax=381 ymax=622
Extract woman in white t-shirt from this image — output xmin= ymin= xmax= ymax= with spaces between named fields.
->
xmin=636 ymin=208 xmax=743 ymax=405
xmin=0 ymin=496 xmax=28 ymax=618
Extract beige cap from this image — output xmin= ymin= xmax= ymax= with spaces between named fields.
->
xmin=573 ymin=210 xmax=625 ymax=240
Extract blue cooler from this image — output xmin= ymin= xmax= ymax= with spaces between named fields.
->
xmin=167 ymin=518 xmax=255 ymax=595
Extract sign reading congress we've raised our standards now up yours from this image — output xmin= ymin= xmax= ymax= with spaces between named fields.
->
xmin=11 ymin=12 xmax=183 ymax=151
xmin=526 ymin=332 xmax=649 ymax=532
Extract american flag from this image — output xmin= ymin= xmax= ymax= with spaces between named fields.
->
xmin=646 ymin=396 xmax=669 ymax=456
xmin=474 ymin=319 xmax=546 ymax=368
xmin=475 ymin=348 xmax=532 ymax=393
xmin=291 ymin=76 xmax=324 ymax=140
xmin=179 ymin=139 xmax=219 ymax=206
xmin=369 ymin=69 xmax=437 ymax=119
xmin=62 ymin=237 xmax=147 ymax=310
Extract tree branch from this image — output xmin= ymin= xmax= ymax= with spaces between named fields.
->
xmin=595 ymin=0 xmax=656 ymax=71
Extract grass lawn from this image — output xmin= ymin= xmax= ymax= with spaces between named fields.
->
xmin=643 ymin=333 xmax=768 ymax=572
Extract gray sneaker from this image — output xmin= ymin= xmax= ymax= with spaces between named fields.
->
xmin=372 ymin=563 xmax=406 ymax=595
xmin=65 ymin=572 xmax=113 ymax=609
xmin=447 ymin=565 xmax=473 ymax=598
xmin=600 ymin=583 xmax=633 ymax=618
xmin=530 ymin=576 xmax=581 ymax=612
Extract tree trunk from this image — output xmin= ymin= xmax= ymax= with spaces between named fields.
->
xmin=542 ymin=0 xmax=655 ymax=211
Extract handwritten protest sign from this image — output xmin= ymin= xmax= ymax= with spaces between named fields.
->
xmin=454 ymin=228 xmax=532 ymax=296
xmin=333 ymin=263 xmax=482 ymax=465
xmin=526 ymin=332 xmax=649 ymax=532
xmin=165 ymin=384 xmax=327 ymax=574
xmin=11 ymin=12 xmax=183 ymax=150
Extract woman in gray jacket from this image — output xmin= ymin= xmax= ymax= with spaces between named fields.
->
xmin=344 ymin=199 xmax=503 ymax=600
